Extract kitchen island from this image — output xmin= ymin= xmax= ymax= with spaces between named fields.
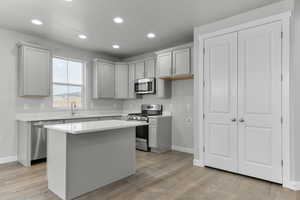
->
xmin=45 ymin=120 xmax=147 ymax=200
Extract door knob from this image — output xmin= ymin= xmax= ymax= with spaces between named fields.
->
xmin=239 ymin=118 xmax=245 ymax=123
xmin=231 ymin=118 xmax=237 ymax=122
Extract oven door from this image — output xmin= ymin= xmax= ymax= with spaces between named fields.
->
xmin=136 ymin=125 xmax=149 ymax=151
xmin=135 ymin=78 xmax=155 ymax=94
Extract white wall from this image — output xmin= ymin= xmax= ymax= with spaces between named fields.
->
xmin=0 ymin=27 xmax=123 ymax=159
xmin=123 ymin=79 xmax=194 ymax=153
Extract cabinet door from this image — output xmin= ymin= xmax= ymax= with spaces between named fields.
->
xmin=173 ymin=48 xmax=190 ymax=77
xmin=128 ymin=63 xmax=136 ymax=99
xmin=115 ymin=64 xmax=129 ymax=99
xmin=157 ymin=52 xmax=172 ymax=78
xmin=237 ymin=22 xmax=282 ymax=183
xmin=204 ymin=32 xmax=238 ymax=173
xmin=135 ymin=62 xmax=145 ymax=79
xmin=149 ymin=126 xmax=157 ymax=148
xmin=145 ymin=58 xmax=156 ymax=78
xmin=100 ymin=63 xmax=115 ymax=98
xmin=20 ymin=46 xmax=50 ymax=96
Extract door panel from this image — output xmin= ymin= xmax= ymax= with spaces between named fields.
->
xmin=115 ymin=64 xmax=129 ymax=99
xmin=101 ymin=63 xmax=115 ymax=98
xmin=238 ymin=21 xmax=282 ymax=183
xmin=157 ymin=52 xmax=172 ymax=78
xmin=173 ymin=48 xmax=190 ymax=77
xmin=204 ymin=32 xmax=238 ymax=172
xmin=128 ymin=64 xmax=136 ymax=99
xmin=145 ymin=59 xmax=156 ymax=78
xmin=135 ymin=62 xmax=145 ymax=79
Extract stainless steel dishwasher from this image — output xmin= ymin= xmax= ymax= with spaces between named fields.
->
xmin=31 ymin=120 xmax=64 ymax=161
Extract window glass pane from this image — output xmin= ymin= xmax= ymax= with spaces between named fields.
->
xmin=68 ymin=61 xmax=83 ymax=84
xmin=68 ymin=86 xmax=82 ymax=108
xmin=53 ymin=84 xmax=68 ymax=108
xmin=53 ymin=58 xmax=68 ymax=83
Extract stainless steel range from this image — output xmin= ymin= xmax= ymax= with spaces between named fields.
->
xmin=127 ymin=104 xmax=163 ymax=151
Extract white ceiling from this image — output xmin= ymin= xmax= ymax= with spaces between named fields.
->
xmin=0 ymin=0 xmax=281 ymax=58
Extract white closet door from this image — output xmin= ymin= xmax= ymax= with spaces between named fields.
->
xmin=204 ymin=32 xmax=238 ymax=172
xmin=238 ymin=22 xmax=282 ymax=183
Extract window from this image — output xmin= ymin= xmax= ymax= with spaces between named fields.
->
xmin=52 ymin=57 xmax=85 ymax=108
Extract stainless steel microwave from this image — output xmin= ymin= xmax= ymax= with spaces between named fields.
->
xmin=134 ymin=78 xmax=156 ymax=94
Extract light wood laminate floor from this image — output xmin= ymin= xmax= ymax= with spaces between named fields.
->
xmin=0 ymin=151 xmax=298 ymax=200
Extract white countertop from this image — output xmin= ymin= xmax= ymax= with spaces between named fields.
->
xmin=16 ymin=112 xmax=128 ymax=122
xmin=45 ymin=120 xmax=148 ymax=134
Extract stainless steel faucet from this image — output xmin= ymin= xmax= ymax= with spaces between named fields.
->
xmin=70 ymin=102 xmax=77 ymax=116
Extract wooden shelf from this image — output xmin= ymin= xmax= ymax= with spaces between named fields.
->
xmin=160 ymin=75 xmax=194 ymax=81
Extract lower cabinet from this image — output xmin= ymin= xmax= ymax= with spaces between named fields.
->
xmin=148 ymin=116 xmax=172 ymax=153
xmin=115 ymin=64 xmax=129 ymax=99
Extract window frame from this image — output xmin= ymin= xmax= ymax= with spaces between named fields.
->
xmin=51 ymin=56 xmax=87 ymax=110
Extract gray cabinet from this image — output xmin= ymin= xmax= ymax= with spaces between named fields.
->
xmin=135 ymin=61 xmax=145 ymax=79
xmin=149 ymin=116 xmax=172 ymax=153
xmin=115 ymin=64 xmax=129 ymax=99
xmin=172 ymin=48 xmax=191 ymax=77
xmin=145 ymin=58 xmax=156 ymax=78
xmin=157 ymin=52 xmax=172 ymax=78
xmin=156 ymin=44 xmax=193 ymax=79
xmin=128 ymin=63 xmax=136 ymax=99
xmin=18 ymin=44 xmax=51 ymax=97
xmin=93 ymin=60 xmax=115 ymax=99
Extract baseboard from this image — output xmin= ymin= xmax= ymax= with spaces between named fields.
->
xmin=0 ymin=156 xmax=17 ymax=164
xmin=172 ymin=145 xmax=194 ymax=154
xmin=284 ymin=181 xmax=300 ymax=191
xmin=193 ymin=159 xmax=204 ymax=167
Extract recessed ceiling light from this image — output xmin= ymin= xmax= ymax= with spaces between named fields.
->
xmin=31 ymin=19 xmax=43 ymax=26
xmin=112 ymin=44 xmax=120 ymax=49
xmin=147 ymin=33 xmax=156 ymax=38
xmin=65 ymin=0 xmax=73 ymax=1
xmin=113 ymin=17 xmax=124 ymax=24
xmin=78 ymin=34 xmax=87 ymax=39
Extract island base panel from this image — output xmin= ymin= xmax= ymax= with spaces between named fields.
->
xmin=47 ymin=128 xmax=136 ymax=200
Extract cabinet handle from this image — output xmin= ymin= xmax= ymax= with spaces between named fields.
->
xmin=239 ymin=118 xmax=245 ymax=123
xmin=231 ymin=118 xmax=236 ymax=122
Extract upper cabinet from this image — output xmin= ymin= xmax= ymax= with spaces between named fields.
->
xmin=128 ymin=63 xmax=136 ymax=99
xmin=115 ymin=64 xmax=129 ymax=99
xmin=145 ymin=58 xmax=156 ymax=78
xmin=156 ymin=43 xmax=193 ymax=79
xmin=18 ymin=43 xmax=51 ymax=97
xmin=157 ymin=52 xmax=172 ymax=78
xmin=172 ymin=48 xmax=190 ymax=77
xmin=93 ymin=60 xmax=115 ymax=99
xmin=135 ymin=62 xmax=145 ymax=79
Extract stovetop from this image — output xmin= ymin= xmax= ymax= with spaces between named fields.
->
xmin=127 ymin=113 xmax=162 ymax=121
xmin=127 ymin=104 xmax=163 ymax=121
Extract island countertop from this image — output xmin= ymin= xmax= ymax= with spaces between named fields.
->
xmin=44 ymin=120 xmax=148 ymax=134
